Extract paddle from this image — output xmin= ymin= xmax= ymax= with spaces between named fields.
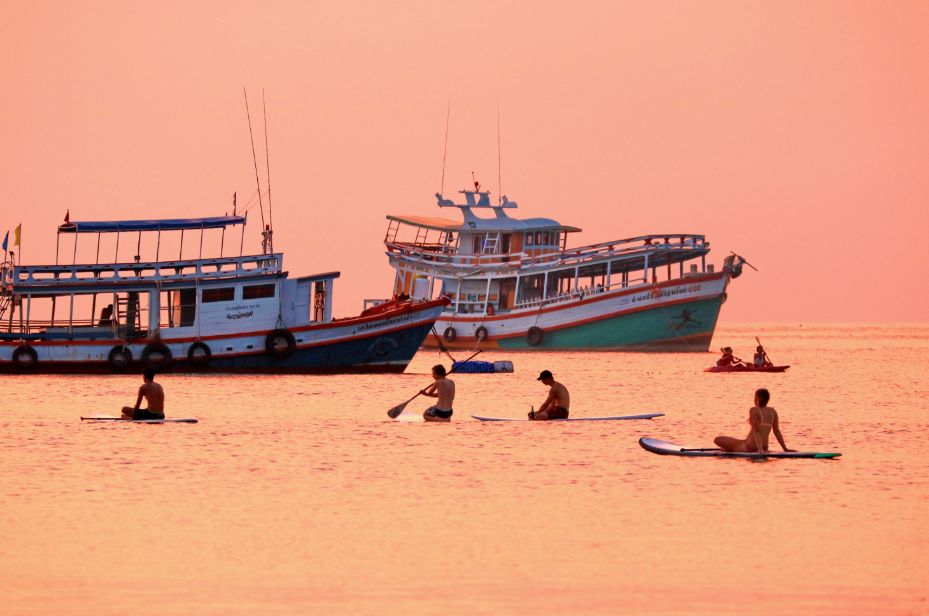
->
xmin=386 ymin=350 xmax=482 ymax=418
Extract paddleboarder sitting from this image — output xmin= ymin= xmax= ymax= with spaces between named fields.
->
xmin=421 ymin=364 xmax=455 ymax=422
xmin=121 ymin=368 xmax=165 ymax=420
xmin=716 ymin=346 xmax=742 ymax=367
xmin=714 ymin=388 xmax=794 ymax=453
xmin=530 ymin=370 xmax=570 ymax=420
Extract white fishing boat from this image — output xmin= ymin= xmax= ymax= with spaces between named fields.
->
xmin=378 ymin=185 xmax=746 ymax=351
xmin=0 ymin=214 xmax=446 ymax=373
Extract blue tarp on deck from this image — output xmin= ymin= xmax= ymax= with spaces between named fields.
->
xmin=58 ymin=216 xmax=246 ymax=233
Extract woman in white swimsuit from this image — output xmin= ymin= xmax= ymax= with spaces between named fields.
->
xmin=714 ymin=388 xmax=795 ymax=453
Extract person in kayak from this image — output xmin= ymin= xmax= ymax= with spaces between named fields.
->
xmin=421 ymin=364 xmax=455 ymax=422
xmin=714 ymin=388 xmax=795 ymax=453
xmin=716 ymin=346 xmax=743 ymax=367
xmin=121 ymin=367 xmax=165 ymax=420
xmin=753 ymin=345 xmax=772 ymax=367
xmin=530 ymin=370 xmax=570 ymax=420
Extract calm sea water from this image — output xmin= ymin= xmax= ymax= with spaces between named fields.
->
xmin=1 ymin=324 xmax=927 ymax=615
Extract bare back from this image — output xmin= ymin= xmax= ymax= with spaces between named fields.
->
xmin=549 ymin=381 xmax=570 ymax=410
xmin=434 ymin=377 xmax=455 ymax=410
xmin=747 ymin=406 xmax=777 ymax=451
xmin=140 ymin=381 xmax=165 ymax=412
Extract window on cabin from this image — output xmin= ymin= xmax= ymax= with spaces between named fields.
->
xmin=473 ymin=235 xmax=482 ymax=254
xmin=243 ymin=283 xmax=275 ymax=299
xmin=554 ymin=232 xmax=561 ymax=247
xmin=161 ymin=288 xmax=196 ymax=327
xmin=202 ymin=287 xmax=235 ymax=303
xmin=525 ymin=232 xmax=534 ymax=246
xmin=543 ymin=232 xmax=551 ymax=245
xmin=535 ymin=232 xmax=542 ymax=245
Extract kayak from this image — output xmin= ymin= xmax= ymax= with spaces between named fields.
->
xmin=472 ymin=413 xmax=664 ymax=422
xmin=705 ymin=365 xmax=789 ymax=373
xmin=639 ymin=437 xmax=840 ymax=459
xmin=81 ymin=415 xmax=199 ymax=424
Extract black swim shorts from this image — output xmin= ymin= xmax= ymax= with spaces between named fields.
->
xmin=425 ymin=406 xmax=453 ymax=419
xmin=134 ymin=410 xmax=166 ymax=420
xmin=546 ymin=406 xmax=569 ymax=420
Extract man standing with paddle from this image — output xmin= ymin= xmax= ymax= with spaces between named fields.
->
xmin=530 ymin=370 xmax=570 ymax=420
xmin=420 ymin=364 xmax=456 ymax=422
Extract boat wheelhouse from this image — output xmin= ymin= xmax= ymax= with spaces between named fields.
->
xmin=0 ymin=215 xmax=446 ymax=373
xmin=380 ymin=188 xmax=744 ymax=351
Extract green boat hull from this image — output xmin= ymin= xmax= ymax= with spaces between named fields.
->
xmin=497 ymin=297 xmax=724 ymax=351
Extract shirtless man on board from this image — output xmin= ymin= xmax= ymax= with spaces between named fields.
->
xmin=530 ymin=370 xmax=570 ymax=420
xmin=122 ymin=368 xmax=166 ymax=420
xmin=421 ymin=364 xmax=455 ymax=422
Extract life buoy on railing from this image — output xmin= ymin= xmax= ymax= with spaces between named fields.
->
xmin=475 ymin=326 xmax=489 ymax=341
xmin=526 ymin=326 xmax=544 ymax=347
xmin=187 ymin=341 xmax=211 ymax=366
xmin=107 ymin=345 xmax=132 ymax=369
xmin=12 ymin=344 xmax=38 ymax=369
xmin=443 ymin=326 xmax=457 ymax=342
xmin=142 ymin=343 xmax=173 ymax=368
xmin=265 ymin=329 xmax=296 ymax=359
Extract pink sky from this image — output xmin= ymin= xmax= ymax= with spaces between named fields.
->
xmin=2 ymin=1 xmax=927 ymax=321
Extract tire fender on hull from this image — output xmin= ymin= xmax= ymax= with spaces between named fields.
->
xmin=12 ymin=344 xmax=38 ymax=369
xmin=141 ymin=343 xmax=173 ymax=369
xmin=187 ymin=341 xmax=211 ymax=366
xmin=265 ymin=329 xmax=297 ymax=359
xmin=526 ymin=326 xmax=544 ymax=347
xmin=108 ymin=345 xmax=133 ymax=369
xmin=475 ymin=325 xmax=489 ymax=341
xmin=443 ymin=326 xmax=457 ymax=342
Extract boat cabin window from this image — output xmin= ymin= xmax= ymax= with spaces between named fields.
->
xmin=535 ymin=232 xmax=542 ymax=245
xmin=162 ymin=288 xmax=197 ymax=327
xmin=525 ymin=232 xmax=534 ymax=246
xmin=243 ymin=283 xmax=275 ymax=299
xmin=202 ymin=287 xmax=235 ymax=303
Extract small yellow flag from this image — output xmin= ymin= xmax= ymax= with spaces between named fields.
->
xmin=13 ymin=223 xmax=21 ymax=247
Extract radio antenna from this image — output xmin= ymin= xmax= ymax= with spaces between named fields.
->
xmin=262 ymin=88 xmax=273 ymax=253
xmin=440 ymin=99 xmax=451 ymax=196
xmin=497 ymin=100 xmax=502 ymax=205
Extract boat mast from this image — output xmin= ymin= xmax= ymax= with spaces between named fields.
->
xmin=262 ymin=89 xmax=273 ymax=254
xmin=440 ymin=99 xmax=450 ymax=196
xmin=244 ymin=87 xmax=268 ymax=254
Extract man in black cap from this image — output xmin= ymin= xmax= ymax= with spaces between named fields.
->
xmin=530 ymin=370 xmax=570 ymax=420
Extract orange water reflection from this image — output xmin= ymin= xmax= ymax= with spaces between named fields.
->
xmin=1 ymin=324 xmax=927 ymax=614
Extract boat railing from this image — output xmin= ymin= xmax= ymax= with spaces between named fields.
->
xmin=387 ymin=234 xmax=707 ymax=272
xmin=513 ymin=275 xmax=649 ymax=310
xmin=0 ymin=317 xmax=119 ymax=337
xmin=11 ymin=253 xmax=283 ymax=287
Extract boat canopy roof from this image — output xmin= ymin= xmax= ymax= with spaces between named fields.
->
xmin=387 ymin=214 xmax=581 ymax=234
xmin=57 ymin=215 xmax=247 ymax=234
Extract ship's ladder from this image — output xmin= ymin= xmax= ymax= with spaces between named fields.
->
xmin=482 ymin=233 xmax=500 ymax=255
xmin=115 ymin=294 xmax=143 ymax=336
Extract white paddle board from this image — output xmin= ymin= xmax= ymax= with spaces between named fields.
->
xmin=639 ymin=437 xmax=840 ymax=459
xmin=81 ymin=415 xmax=198 ymax=424
xmin=471 ymin=413 xmax=664 ymax=422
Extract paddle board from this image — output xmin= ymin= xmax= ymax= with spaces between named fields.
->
xmin=639 ymin=437 xmax=840 ymax=459
xmin=81 ymin=415 xmax=199 ymax=424
xmin=472 ymin=413 xmax=664 ymax=422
